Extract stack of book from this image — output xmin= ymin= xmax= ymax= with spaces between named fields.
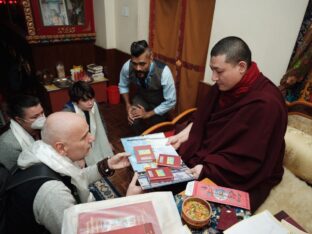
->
xmin=87 ymin=64 xmax=104 ymax=80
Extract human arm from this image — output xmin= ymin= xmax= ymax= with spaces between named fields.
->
xmin=128 ymin=66 xmax=176 ymax=119
xmin=126 ymin=172 xmax=143 ymax=196
xmin=191 ymin=99 xmax=287 ymax=189
xmin=120 ymin=93 xmax=137 ymax=124
xmin=118 ymin=61 xmax=139 ymax=123
xmin=153 ymin=66 xmax=176 ymax=116
xmin=107 ymin=152 xmax=131 ymax=169
xmin=33 ymin=181 xmax=78 ymax=234
xmin=186 ymin=164 xmax=203 ymax=180
xmin=0 ymin=131 xmax=22 ymax=170
xmin=119 ymin=60 xmax=132 ymax=110
xmin=167 ymin=123 xmax=193 ymax=149
xmin=130 ymin=104 xmax=156 ymax=119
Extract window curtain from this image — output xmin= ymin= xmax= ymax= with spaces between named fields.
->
xmin=149 ymin=0 xmax=215 ymax=112
xmin=280 ymin=0 xmax=312 ymax=103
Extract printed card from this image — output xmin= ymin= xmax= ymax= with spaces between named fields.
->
xmin=133 ymin=145 xmax=155 ymax=163
xmin=188 ymin=181 xmax=250 ymax=210
xmin=146 ymin=167 xmax=174 ymax=183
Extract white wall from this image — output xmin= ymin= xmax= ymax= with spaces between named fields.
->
xmin=93 ymin=0 xmax=117 ymax=49
xmin=203 ymin=0 xmax=308 ymax=85
xmin=94 ymin=0 xmax=149 ymax=53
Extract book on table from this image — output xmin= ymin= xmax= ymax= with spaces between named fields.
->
xmin=77 ymin=201 xmax=160 ymax=234
xmin=104 ymin=223 xmax=155 ymax=234
xmin=121 ymin=133 xmax=194 ymax=190
xmin=63 ymin=192 xmax=185 ymax=234
xmin=185 ymin=180 xmax=251 ymax=210
xmin=224 ymin=210 xmax=308 ymax=234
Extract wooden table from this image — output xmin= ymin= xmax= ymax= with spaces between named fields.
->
xmin=43 ymin=77 xmax=109 ymax=113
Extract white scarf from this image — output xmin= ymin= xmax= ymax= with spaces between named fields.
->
xmin=18 ymin=140 xmax=94 ymax=203
xmin=73 ymin=102 xmax=113 ymax=165
xmin=10 ymin=119 xmax=35 ymax=151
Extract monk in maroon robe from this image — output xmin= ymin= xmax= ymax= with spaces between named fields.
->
xmin=169 ymin=37 xmax=287 ymax=212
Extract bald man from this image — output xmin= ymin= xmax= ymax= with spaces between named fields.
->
xmin=6 ymin=112 xmax=141 ymax=234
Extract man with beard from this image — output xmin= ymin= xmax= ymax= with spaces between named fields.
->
xmin=118 ymin=40 xmax=176 ymax=134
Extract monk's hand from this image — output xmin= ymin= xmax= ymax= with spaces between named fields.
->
xmin=187 ymin=164 xmax=203 ymax=180
xmin=167 ymin=135 xmax=182 ymax=150
xmin=126 ymin=172 xmax=143 ymax=196
xmin=108 ymin=152 xmax=131 ymax=169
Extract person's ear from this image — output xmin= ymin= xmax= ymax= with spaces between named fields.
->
xmin=150 ymin=51 xmax=154 ymax=61
xmin=55 ymin=142 xmax=67 ymax=156
xmin=15 ymin=116 xmax=24 ymax=125
xmin=238 ymin=61 xmax=248 ymax=74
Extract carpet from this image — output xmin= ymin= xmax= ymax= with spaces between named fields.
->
xmin=89 ymin=177 xmax=121 ymax=201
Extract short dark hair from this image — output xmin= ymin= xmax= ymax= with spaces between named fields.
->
xmin=68 ymin=81 xmax=95 ymax=103
xmin=130 ymin=40 xmax=149 ymax=57
xmin=7 ymin=95 xmax=41 ymax=119
xmin=211 ymin=36 xmax=252 ymax=68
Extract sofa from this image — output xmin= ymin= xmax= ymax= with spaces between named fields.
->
xmin=255 ymin=101 xmax=312 ymax=233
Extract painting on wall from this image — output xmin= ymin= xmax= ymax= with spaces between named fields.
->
xmin=39 ymin=0 xmax=69 ymax=26
xmin=22 ymin=0 xmax=95 ymax=43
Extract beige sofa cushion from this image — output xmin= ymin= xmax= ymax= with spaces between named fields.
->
xmin=288 ymin=114 xmax=312 ymax=136
xmin=284 ymin=126 xmax=312 ymax=184
xmin=256 ymin=167 xmax=312 ymax=233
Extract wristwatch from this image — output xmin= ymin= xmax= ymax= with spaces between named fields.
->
xmin=97 ymin=157 xmax=115 ymax=177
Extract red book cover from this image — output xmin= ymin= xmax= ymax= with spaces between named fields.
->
xmin=146 ymin=167 xmax=174 ymax=183
xmin=104 ymin=223 xmax=155 ymax=234
xmin=193 ymin=181 xmax=250 ymax=210
xmin=133 ymin=145 xmax=155 ymax=163
xmin=157 ymin=154 xmax=182 ymax=169
xmin=77 ymin=201 xmax=161 ymax=234
xmin=274 ymin=210 xmax=307 ymax=232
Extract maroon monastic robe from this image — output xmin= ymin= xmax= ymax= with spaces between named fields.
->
xmin=180 ymin=74 xmax=287 ymax=212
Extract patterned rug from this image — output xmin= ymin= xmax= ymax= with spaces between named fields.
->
xmin=89 ymin=177 xmax=121 ymax=201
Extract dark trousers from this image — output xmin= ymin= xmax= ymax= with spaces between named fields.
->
xmin=131 ymin=95 xmax=169 ymax=135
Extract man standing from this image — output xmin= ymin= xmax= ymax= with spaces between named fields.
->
xmin=168 ymin=36 xmax=287 ymax=212
xmin=6 ymin=112 xmax=140 ymax=234
xmin=119 ymin=40 xmax=176 ymax=134
xmin=0 ymin=95 xmax=45 ymax=170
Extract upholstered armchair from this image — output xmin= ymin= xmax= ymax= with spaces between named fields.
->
xmin=256 ymin=101 xmax=312 ymax=233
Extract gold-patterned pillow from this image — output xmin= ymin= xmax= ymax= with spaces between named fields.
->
xmin=284 ymin=126 xmax=312 ymax=184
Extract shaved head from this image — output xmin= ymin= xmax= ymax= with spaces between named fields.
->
xmin=41 ymin=112 xmax=86 ymax=145
xmin=41 ymin=112 xmax=94 ymax=161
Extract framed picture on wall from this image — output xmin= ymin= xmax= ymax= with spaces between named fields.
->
xmin=39 ymin=0 xmax=69 ymax=26
xmin=22 ymin=0 xmax=95 ymax=43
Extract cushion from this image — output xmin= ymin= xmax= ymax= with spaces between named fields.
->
xmin=284 ymin=126 xmax=312 ymax=184
xmin=288 ymin=114 xmax=312 ymax=136
xmin=255 ymin=167 xmax=312 ymax=233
